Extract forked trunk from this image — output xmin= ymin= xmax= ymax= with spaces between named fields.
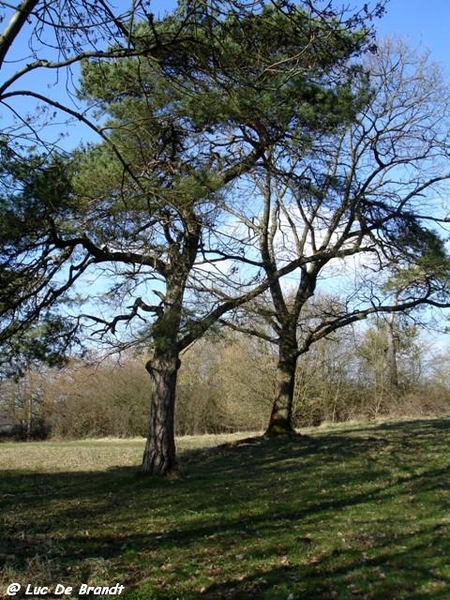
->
xmin=265 ymin=353 xmax=297 ymax=436
xmin=142 ymin=352 xmax=180 ymax=476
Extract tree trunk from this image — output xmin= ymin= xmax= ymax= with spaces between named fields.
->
xmin=142 ymin=351 xmax=180 ymax=476
xmin=140 ymin=225 xmax=199 ymax=476
xmin=386 ymin=310 xmax=399 ymax=390
xmin=265 ymin=352 xmax=297 ymax=436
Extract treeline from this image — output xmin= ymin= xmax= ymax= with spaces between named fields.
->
xmin=1 ymin=320 xmax=449 ymax=440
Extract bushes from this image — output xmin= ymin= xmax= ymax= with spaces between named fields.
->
xmin=33 ymin=336 xmax=271 ymax=438
xmin=18 ymin=334 xmax=274 ymax=438
xmin=44 ymin=359 xmax=149 ymax=438
xmin=1 ymin=328 xmax=449 ymax=440
xmin=176 ymin=335 xmax=273 ymax=435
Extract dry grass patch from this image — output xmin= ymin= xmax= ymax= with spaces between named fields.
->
xmin=0 ymin=432 xmax=259 ymax=473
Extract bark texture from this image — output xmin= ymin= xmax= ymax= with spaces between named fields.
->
xmin=142 ymin=351 xmax=180 ymax=476
xmin=265 ymin=349 xmax=297 ymax=436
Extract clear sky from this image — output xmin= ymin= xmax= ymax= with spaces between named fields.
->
xmin=376 ymin=0 xmax=450 ymax=73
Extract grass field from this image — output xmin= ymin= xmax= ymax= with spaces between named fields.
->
xmin=1 ymin=419 xmax=450 ymax=599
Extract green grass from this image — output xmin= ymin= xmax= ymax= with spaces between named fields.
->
xmin=1 ymin=419 xmax=450 ymax=599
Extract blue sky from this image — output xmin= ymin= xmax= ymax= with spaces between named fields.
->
xmin=377 ymin=0 xmax=450 ymax=72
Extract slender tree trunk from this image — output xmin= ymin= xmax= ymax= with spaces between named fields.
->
xmin=386 ymin=310 xmax=399 ymax=390
xmin=27 ymin=392 xmax=32 ymax=440
xmin=265 ymin=346 xmax=297 ymax=436
xmin=142 ymin=349 xmax=181 ymax=476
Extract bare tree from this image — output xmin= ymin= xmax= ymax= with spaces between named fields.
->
xmin=223 ymin=38 xmax=450 ymax=434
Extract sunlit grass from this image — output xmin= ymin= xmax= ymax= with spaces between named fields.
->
xmin=0 ymin=432 xmax=258 ymax=472
xmin=1 ymin=419 xmax=450 ymax=599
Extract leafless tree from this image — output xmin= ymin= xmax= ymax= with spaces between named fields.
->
xmin=222 ymin=38 xmax=450 ymax=434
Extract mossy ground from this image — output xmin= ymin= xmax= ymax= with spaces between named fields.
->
xmin=1 ymin=420 xmax=450 ymax=599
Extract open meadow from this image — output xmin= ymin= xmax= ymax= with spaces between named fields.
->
xmin=1 ymin=419 xmax=450 ymax=599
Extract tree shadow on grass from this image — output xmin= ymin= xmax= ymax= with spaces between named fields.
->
xmin=373 ymin=417 xmax=450 ymax=432
xmin=2 ymin=418 xmax=450 ymax=598
xmin=195 ymin=523 xmax=450 ymax=600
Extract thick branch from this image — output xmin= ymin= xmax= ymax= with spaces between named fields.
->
xmin=178 ymin=255 xmax=315 ymax=352
xmin=0 ymin=0 xmax=39 ymax=68
xmin=52 ymin=233 xmax=168 ymax=277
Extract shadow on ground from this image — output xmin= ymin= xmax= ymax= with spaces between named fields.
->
xmin=1 ymin=418 xmax=450 ymax=599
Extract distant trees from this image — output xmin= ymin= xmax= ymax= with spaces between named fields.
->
xmin=0 ymin=303 xmax=73 ymax=439
xmin=4 ymin=323 xmax=449 ymax=439
xmin=176 ymin=333 xmax=274 ymax=434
